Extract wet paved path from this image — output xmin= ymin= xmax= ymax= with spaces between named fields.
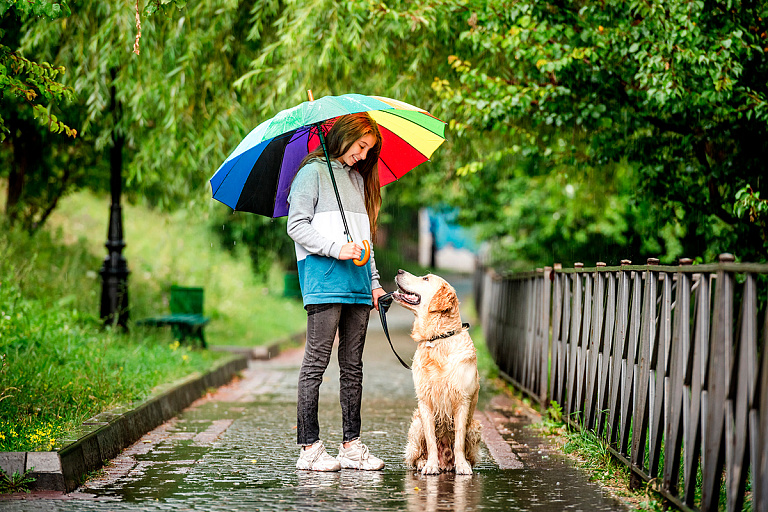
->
xmin=3 ymin=278 xmax=629 ymax=511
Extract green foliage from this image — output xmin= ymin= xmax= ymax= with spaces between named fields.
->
xmin=470 ymin=320 xmax=499 ymax=381
xmin=0 ymin=1 xmax=75 ymax=141
xmin=734 ymin=184 xmax=768 ymax=254
xmin=0 ymin=1 xmax=70 ymax=18
xmin=546 ymin=400 xmax=563 ymax=424
xmin=414 ymin=0 xmax=768 ymax=264
xmin=0 ymin=466 xmax=36 ymax=494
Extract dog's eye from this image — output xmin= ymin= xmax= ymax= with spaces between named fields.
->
xmin=423 ymin=277 xmax=429 ymax=281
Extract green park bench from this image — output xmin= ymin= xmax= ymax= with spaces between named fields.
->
xmin=137 ymin=286 xmax=210 ymax=348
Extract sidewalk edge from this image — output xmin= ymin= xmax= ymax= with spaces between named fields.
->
xmin=209 ymin=330 xmax=305 ymax=360
xmin=1 ymin=354 xmax=247 ymax=493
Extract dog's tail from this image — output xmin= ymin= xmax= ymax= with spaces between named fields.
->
xmin=466 ymin=419 xmax=482 ymax=467
xmin=404 ymin=409 xmax=425 ymax=468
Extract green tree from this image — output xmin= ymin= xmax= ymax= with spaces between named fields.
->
xmin=1 ymin=0 xmax=77 ymax=231
xmin=1 ymin=0 xmax=285 ymax=231
xmin=420 ymin=0 xmax=768 ymax=264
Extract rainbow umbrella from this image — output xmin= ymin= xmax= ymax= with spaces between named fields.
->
xmin=209 ymin=93 xmax=446 ymax=218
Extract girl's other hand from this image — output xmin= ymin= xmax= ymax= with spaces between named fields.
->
xmin=339 ymin=242 xmax=363 ymax=261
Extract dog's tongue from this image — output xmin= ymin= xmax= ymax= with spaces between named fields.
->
xmin=394 ymin=290 xmax=420 ymax=305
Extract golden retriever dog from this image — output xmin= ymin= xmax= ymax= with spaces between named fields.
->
xmin=393 ymin=270 xmax=481 ymax=475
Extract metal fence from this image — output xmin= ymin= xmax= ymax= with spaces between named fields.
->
xmin=475 ymin=255 xmax=768 ymax=512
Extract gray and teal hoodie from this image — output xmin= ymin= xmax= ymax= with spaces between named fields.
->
xmin=287 ymin=158 xmax=381 ymax=307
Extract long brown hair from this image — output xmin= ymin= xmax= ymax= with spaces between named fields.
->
xmin=298 ymin=113 xmax=383 ymax=241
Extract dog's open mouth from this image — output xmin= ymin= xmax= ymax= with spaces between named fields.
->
xmin=393 ymin=286 xmax=421 ymax=305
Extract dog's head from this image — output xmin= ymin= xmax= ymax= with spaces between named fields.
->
xmin=393 ymin=270 xmax=459 ymax=319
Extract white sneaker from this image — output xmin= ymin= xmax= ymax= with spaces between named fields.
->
xmin=296 ymin=440 xmax=341 ymax=471
xmin=336 ymin=439 xmax=385 ymax=470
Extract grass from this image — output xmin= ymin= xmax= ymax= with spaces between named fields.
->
xmin=46 ymin=189 xmax=307 ymax=347
xmin=0 ymin=467 xmax=36 ymax=494
xmin=0 ymin=188 xmax=308 ymax=453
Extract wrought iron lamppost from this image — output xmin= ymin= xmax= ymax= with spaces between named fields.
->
xmin=99 ymin=79 xmax=130 ymax=328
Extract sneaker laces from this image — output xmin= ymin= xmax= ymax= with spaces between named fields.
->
xmin=306 ymin=441 xmax=327 ymax=464
xmin=359 ymin=443 xmax=370 ymax=460
xmin=346 ymin=440 xmax=369 ymax=460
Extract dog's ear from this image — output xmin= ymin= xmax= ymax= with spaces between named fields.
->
xmin=429 ymin=282 xmax=459 ymax=315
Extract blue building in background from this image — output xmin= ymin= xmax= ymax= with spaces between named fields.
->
xmin=418 ymin=208 xmax=479 ymax=273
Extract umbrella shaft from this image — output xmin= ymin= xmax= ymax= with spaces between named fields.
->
xmin=316 ymin=124 xmax=353 ymax=243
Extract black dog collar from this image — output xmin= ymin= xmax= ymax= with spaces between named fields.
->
xmin=419 ymin=323 xmax=471 ymax=346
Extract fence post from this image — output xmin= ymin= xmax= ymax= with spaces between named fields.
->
xmin=585 ymin=262 xmax=606 ymax=430
xmin=649 ymin=260 xmax=671 ymax=478
xmin=701 ymin=253 xmax=734 ymax=511
xmin=630 ymin=258 xmax=659 ymax=488
xmin=541 ymin=267 xmax=552 ymax=405
xmin=726 ymin=268 xmax=757 ymax=512
xmin=577 ymin=266 xmax=593 ymax=426
xmin=683 ymin=263 xmax=711 ymax=506
xmin=596 ymin=265 xmax=617 ymax=437
xmin=567 ymin=263 xmax=584 ymax=420
xmin=620 ymin=263 xmax=642 ymax=458
xmin=664 ymin=258 xmax=692 ymax=496
xmin=549 ymin=264 xmax=564 ymax=405
xmin=756 ymin=302 xmax=768 ymax=512
xmin=608 ymin=259 xmax=632 ymax=446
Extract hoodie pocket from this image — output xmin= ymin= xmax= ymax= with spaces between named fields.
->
xmin=304 ymin=255 xmax=370 ymax=298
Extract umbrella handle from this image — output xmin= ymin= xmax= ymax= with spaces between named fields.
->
xmin=353 ymin=240 xmax=371 ymax=267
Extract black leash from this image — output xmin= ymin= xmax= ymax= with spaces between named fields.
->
xmin=377 ymin=292 xmax=412 ymax=370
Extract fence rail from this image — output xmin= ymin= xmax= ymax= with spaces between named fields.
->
xmin=475 ymin=255 xmax=768 ymax=512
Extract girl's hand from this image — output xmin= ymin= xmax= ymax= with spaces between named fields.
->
xmin=372 ymin=287 xmax=386 ymax=311
xmin=339 ymin=242 xmax=363 ymax=261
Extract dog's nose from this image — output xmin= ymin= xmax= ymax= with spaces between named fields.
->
xmin=397 ymin=269 xmax=405 ymax=275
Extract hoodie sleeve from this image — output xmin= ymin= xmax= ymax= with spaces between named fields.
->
xmin=286 ymin=165 xmax=342 ymax=259
xmin=369 ymin=246 xmax=382 ymax=290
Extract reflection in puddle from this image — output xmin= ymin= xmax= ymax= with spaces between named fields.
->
xmin=405 ymin=472 xmax=479 ymax=512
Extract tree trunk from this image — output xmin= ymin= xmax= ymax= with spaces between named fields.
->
xmin=5 ymin=114 xmax=42 ymax=226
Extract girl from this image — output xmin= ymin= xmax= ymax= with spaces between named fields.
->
xmin=287 ymin=113 xmax=386 ymax=471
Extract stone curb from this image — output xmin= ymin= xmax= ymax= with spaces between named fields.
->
xmin=0 ymin=354 xmax=248 ymax=493
xmin=209 ymin=330 xmax=305 ymax=360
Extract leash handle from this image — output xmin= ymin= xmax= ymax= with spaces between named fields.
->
xmin=378 ymin=292 xmax=411 ymax=370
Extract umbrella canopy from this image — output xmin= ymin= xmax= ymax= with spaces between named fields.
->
xmin=209 ymin=94 xmax=446 ymax=217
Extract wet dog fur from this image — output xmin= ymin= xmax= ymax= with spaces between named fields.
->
xmin=393 ymin=270 xmax=481 ymax=475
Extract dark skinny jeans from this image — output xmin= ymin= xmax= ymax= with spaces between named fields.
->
xmin=297 ymin=303 xmax=369 ymax=446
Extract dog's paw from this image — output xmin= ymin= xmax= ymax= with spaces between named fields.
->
xmin=421 ymin=460 xmax=441 ymax=475
xmin=455 ymin=459 xmax=473 ymax=475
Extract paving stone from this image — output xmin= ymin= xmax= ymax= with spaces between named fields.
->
xmin=0 ymin=453 xmax=25 ymax=477
xmin=25 ymin=453 xmax=61 ymax=473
